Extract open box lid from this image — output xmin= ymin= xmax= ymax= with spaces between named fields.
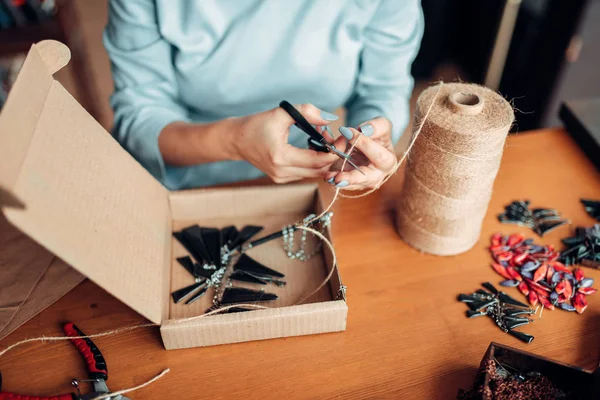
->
xmin=0 ymin=41 xmax=170 ymax=325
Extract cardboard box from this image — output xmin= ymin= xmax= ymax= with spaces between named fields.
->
xmin=0 ymin=41 xmax=347 ymax=349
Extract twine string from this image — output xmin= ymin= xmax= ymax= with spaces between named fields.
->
xmin=417 ymin=133 xmax=505 ymax=162
xmin=292 ymin=226 xmax=338 ymax=305
xmin=169 ymin=304 xmax=270 ymax=324
xmin=301 ymin=132 xmax=363 ymax=226
xmin=338 ymin=81 xmax=444 ymax=200
xmin=0 ymin=323 xmax=156 ymax=358
xmin=89 ymin=369 xmax=171 ymax=400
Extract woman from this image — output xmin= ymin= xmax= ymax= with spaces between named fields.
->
xmin=104 ymin=0 xmax=423 ymax=191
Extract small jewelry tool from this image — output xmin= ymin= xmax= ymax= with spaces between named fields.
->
xmin=278 ymin=100 xmax=365 ymax=174
xmin=0 ymin=322 xmax=130 ymax=400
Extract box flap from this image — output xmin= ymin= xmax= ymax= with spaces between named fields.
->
xmin=0 ymin=41 xmax=170 ymax=325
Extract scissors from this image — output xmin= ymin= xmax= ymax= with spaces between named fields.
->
xmin=279 ymin=101 xmax=365 ymax=174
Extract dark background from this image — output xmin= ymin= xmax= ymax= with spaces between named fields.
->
xmin=412 ymin=0 xmax=598 ymax=132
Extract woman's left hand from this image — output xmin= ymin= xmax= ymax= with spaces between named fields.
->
xmin=324 ymin=117 xmax=397 ymax=190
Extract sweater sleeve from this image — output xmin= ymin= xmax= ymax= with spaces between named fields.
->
xmin=345 ymin=0 xmax=424 ymax=144
xmin=103 ymin=0 xmax=189 ymax=181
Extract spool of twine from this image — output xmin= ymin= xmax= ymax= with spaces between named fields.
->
xmin=396 ymin=83 xmax=514 ymax=256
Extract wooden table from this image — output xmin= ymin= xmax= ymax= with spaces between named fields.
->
xmin=1 ymin=128 xmax=599 ymax=399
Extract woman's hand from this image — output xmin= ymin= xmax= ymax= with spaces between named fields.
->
xmin=324 ymin=117 xmax=397 ymax=190
xmin=233 ymin=104 xmax=342 ymax=183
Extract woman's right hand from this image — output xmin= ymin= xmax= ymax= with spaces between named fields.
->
xmin=232 ymin=104 xmax=343 ymax=183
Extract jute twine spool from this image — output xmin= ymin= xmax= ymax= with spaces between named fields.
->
xmin=396 ymin=83 xmax=514 ymax=256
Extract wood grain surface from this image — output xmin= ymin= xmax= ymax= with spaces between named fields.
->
xmin=0 ymin=128 xmax=599 ymax=399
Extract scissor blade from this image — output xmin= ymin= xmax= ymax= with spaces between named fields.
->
xmin=344 ymin=158 xmax=365 ymax=175
xmin=326 ymin=144 xmax=365 ymax=175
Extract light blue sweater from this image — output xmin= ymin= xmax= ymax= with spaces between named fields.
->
xmin=104 ymin=0 xmax=423 ymax=189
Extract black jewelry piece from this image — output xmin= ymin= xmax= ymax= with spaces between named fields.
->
xmin=201 ymin=228 xmax=222 ymax=268
xmin=177 ymin=255 xmax=214 ymax=280
xmin=458 ymin=282 xmax=536 ymax=344
xmin=177 ymin=256 xmax=196 ymax=277
xmin=185 ymin=285 xmax=210 ymax=305
xmin=171 ymin=256 xmax=210 ymax=303
xmin=229 ymin=225 xmax=264 ymax=252
xmin=221 ymin=225 xmax=239 ymax=247
xmin=230 ymin=270 xmax=287 ymax=287
xmin=498 ymin=200 xmax=569 ymax=236
xmin=234 ymin=253 xmax=285 ymax=278
xmin=172 ymin=281 xmax=206 ymax=304
xmin=582 ymin=199 xmax=600 ymax=221
xmin=174 ymin=226 xmax=211 ymax=264
xmin=559 ymin=223 xmax=600 ymax=269
xmin=172 ymin=224 xmax=283 ymax=308
xmin=229 ymin=270 xmax=269 ymax=285
xmin=221 ymin=287 xmax=278 ymax=305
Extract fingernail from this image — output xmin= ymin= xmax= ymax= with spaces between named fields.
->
xmin=336 ymin=180 xmax=349 ymax=188
xmin=339 ymin=126 xmax=353 ymax=140
xmin=320 ymin=110 xmax=339 ymax=121
xmin=360 ymin=123 xmax=374 ymax=137
xmin=326 ymin=177 xmax=335 ymax=184
xmin=323 ymin=125 xmax=331 ymax=134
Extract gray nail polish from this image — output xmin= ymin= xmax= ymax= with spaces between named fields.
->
xmin=336 ymin=180 xmax=349 ymax=188
xmin=320 ymin=110 xmax=339 ymax=121
xmin=360 ymin=123 xmax=374 ymax=137
xmin=339 ymin=126 xmax=353 ymax=140
xmin=326 ymin=177 xmax=335 ymax=184
xmin=323 ymin=125 xmax=331 ymax=134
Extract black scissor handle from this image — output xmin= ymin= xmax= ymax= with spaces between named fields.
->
xmin=279 ymin=101 xmax=325 ymax=144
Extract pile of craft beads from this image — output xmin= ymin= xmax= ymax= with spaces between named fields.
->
xmin=489 ymin=233 xmax=596 ymax=313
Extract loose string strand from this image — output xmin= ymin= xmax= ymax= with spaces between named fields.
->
xmin=89 ymin=368 xmax=170 ymax=400
xmin=0 ymin=323 xmax=156 ymax=358
xmin=169 ymin=304 xmax=269 ymax=324
xmin=293 ymin=225 xmax=338 ymax=305
xmin=301 ymin=134 xmax=363 ymax=227
xmin=338 ymin=81 xmax=444 ymax=199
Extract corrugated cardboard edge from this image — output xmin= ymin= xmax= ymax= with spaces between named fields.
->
xmin=160 ymin=301 xmax=347 ymax=349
